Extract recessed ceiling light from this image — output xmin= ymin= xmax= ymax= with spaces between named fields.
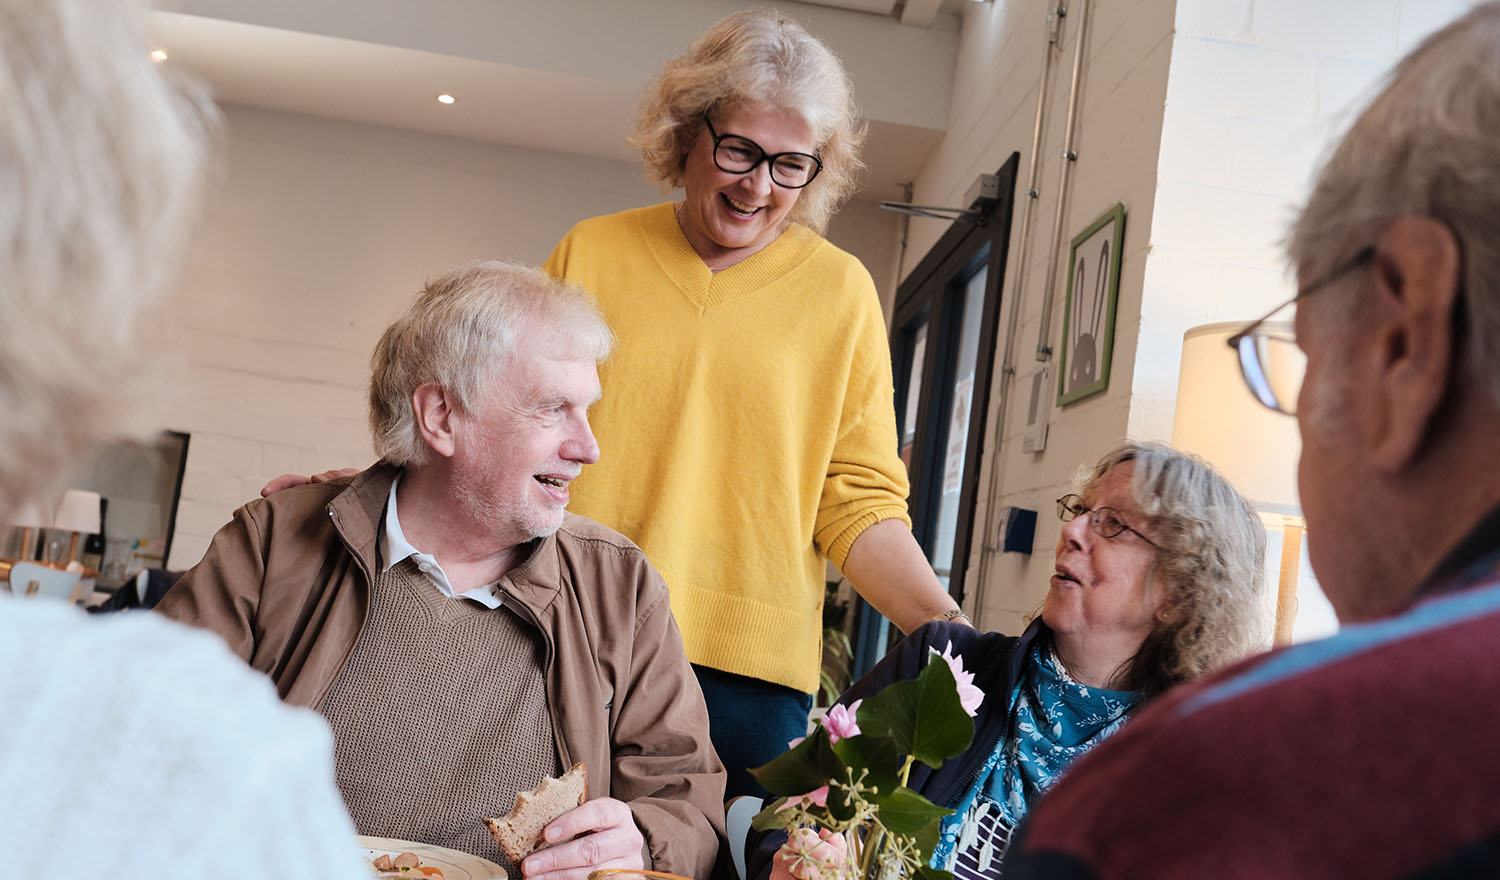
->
xmin=150 ymin=49 xmax=168 ymax=62
xmin=437 ymin=94 xmax=456 ymax=105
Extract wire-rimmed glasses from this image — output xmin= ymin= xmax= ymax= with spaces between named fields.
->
xmin=702 ymin=114 xmax=822 ymax=189
xmin=1056 ymin=494 xmax=1160 ymax=550
xmin=1226 ymin=246 xmax=1375 ymax=415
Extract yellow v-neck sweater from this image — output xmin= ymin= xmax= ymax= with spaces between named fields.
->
xmin=544 ymin=203 xmax=910 ymax=692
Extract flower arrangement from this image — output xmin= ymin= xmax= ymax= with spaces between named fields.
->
xmin=750 ymin=646 xmax=984 ymax=880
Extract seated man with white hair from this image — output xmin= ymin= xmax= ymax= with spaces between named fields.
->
xmin=158 ymin=260 xmax=725 ymax=880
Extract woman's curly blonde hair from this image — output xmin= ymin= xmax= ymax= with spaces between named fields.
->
xmin=628 ymin=8 xmax=866 ymax=234
xmin=1078 ymin=441 xmax=1271 ymax=699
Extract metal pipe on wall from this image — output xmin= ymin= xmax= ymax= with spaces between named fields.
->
xmin=970 ymin=0 xmax=1091 ymax=616
xmin=971 ymin=5 xmax=1064 ymax=605
xmin=891 ymin=182 xmax=913 ymax=319
xmin=1035 ymin=0 xmax=1091 ymax=359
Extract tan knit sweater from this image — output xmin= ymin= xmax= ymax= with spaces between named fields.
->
xmin=317 ymin=560 xmax=560 ymax=871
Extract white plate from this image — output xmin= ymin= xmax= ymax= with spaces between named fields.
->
xmin=359 ymin=835 xmax=508 ymax=880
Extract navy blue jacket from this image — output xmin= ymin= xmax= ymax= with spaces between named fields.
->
xmin=746 ymin=618 xmax=1048 ymax=880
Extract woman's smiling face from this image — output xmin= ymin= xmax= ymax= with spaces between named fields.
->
xmin=677 ymin=100 xmax=816 ymax=269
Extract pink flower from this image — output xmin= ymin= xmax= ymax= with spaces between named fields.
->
xmin=779 ymin=827 xmax=849 ymax=880
xmin=932 ymin=644 xmax=984 ymax=717
xmin=822 ymin=699 xmax=862 ymax=743
xmin=778 ymin=785 xmax=829 ymax=812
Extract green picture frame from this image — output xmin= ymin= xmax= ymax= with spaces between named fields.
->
xmin=1057 ymin=203 xmax=1125 ymax=406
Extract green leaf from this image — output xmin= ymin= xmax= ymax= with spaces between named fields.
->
xmin=874 ymin=786 xmax=953 ymax=837
xmin=857 ymin=650 xmax=976 ymax=768
xmin=830 ymin=734 xmax=902 ymax=804
xmin=857 ymin=678 xmax=922 ymax=754
xmin=749 ymin=728 xmax=829 ymax=796
xmin=914 ymin=866 xmax=954 ymax=880
xmin=749 ymin=798 xmax=796 ymax=832
xmin=823 ymin=785 xmax=857 ymax=823
xmin=912 ymin=815 xmax=945 ymax=859
xmin=797 ymin=733 xmax=854 ymax=821
xmin=909 ymin=654 xmax=976 ymax=766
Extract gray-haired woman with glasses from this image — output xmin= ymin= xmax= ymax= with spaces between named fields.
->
xmin=541 ymin=8 xmax=963 ymax=800
xmin=754 ymin=440 xmax=1270 ymax=880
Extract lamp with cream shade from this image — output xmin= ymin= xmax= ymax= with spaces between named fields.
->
xmin=53 ymin=489 xmax=102 ymax=565
xmin=1172 ymin=322 xmax=1307 ymax=644
xmin=7 ymin=501 xmax=51 ymax=561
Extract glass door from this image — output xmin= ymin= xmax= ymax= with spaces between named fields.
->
xmin=851 ymin=154 xmax=1018 ymax=675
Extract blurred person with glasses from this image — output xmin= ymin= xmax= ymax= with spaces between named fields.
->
xmin=751 ymin=441 xmax=1270 ymax=880
xmin=1005 ymin=5 xmax=1500 ymax=878
xmin=1226 ymin=246 xmax=1376 ymax=415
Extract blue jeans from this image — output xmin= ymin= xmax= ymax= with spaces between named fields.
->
xmin=693 ymin=664 xmax=814 ymax=800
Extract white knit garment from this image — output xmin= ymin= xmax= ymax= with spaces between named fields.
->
xmin=0 ymin=597 xmax=369 ymax=878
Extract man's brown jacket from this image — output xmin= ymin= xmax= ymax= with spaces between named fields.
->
xmin=157 ymin=463 xmax=725 ymax=877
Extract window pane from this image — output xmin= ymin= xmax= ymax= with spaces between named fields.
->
xmin=928 ymin=264 xmax=988 ymax=589
xmin=898 ymin=321 xmax=927 ymax=473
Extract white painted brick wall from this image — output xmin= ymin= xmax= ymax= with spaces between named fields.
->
xmin=1165 ymin=39 xmax=1318 ymax=122
xmin=1249 ymin=0 xmax=1400 ymax=60
xmin=1175 ymin=0 xmax=1250 ymax=37
xmin=1398 ymin=0 xmax=1483 ymax=51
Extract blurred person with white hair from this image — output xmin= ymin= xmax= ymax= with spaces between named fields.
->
xmin=0 ymin=0 xmax=366 ymax=876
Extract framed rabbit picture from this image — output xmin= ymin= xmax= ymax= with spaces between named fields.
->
xmin=1058 ymin=203 xmax=1125 ymax=406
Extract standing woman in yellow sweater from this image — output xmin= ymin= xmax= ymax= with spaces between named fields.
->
xmin=543 ymin=9 xmax=965 ymax=798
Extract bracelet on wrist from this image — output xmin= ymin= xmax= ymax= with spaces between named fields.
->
xmin=929 ymin=608 xmax=969 ymax=623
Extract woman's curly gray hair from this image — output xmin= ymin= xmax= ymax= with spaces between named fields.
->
xmin=1079 ymin=441 xmax=1270 ymax=699
xmin=628 ymin=8 xmax=865 ymax=234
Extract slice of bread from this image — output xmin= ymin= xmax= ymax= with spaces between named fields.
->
xmin=483 ymin=762 xmax=588 ymax=864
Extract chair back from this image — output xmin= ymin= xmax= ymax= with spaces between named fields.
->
xmin=8 ymin=561 xmax=83 ymax=602
xmin=726 ymin=795 xmax=766 ymax=880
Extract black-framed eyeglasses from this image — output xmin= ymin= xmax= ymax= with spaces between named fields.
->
xmin=1225 ymin=246 xmax=1375 ymax=416
xmin=702 ymin=114 xmax=822 ymax=189
xmin=1057 ymin=494 xmax=1160 ymax=550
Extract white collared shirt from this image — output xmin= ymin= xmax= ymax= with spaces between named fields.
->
xmin=378 ymin=475 xmax=503 ymax=609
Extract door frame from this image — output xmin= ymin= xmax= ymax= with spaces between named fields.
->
xmin=851 ymin=152 xmax=1020 ymax=676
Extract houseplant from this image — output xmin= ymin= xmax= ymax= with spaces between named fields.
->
xmin=750 ymin=647 xmax=983 ymax=880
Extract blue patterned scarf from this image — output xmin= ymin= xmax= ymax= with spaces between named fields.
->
xmin=932 ymin=641 xmax=1139 ymax=871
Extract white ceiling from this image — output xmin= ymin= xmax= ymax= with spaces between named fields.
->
xmin=149 ymin=0 xmax=967 ymax=202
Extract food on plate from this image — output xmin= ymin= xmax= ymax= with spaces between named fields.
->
xmin=483 ymin=762 xmax=588 ymax=864
xmin=369 ymin=850 xmax=444 ymax=877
